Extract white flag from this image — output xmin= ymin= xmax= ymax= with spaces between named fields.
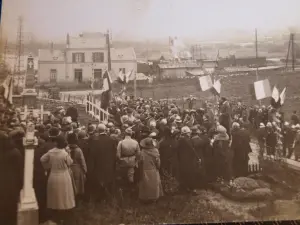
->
xmin=271 ymin=86 xmax=280 ymax=102
xmin=198 ymin=75 xmax=213 ymax=91
xmin=254 ymin=79 xmax=272 ymax=100
xmin=280 ymin=87 xmax=286 ymax=105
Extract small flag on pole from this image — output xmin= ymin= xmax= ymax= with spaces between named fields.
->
xmin=271 ymin=86 xmax=280 ymax=102
xmin=280 ymin=87 xmax=286 ymax=106
xmin=198 ymin=75 xmax=213 ymax=91
xmin=211 ymin=79 xmax=221 ymax=96
xmin=253 ymin=79 xmax=272 ymax=100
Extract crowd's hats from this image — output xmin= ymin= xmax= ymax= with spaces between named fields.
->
xmin=191 ymin=126 xmax=200 ymax=135
xmin=78 ymin=130 xmax=88 ymax=139
xmin=295 ymin=124 xmax=300 ymax=130
xmin=97 ymin=124 xmax=106 ymax=133
xmin=67 ymin=132 xmax=78 ymax=145
xmin=232 ymin=122 xmax=240 ymax=129
xmin=107 ymin=122 xmax=114 ymax=128
xmin=45 ymin=124 xmax=52 ymax=130
xmin=175 ymin=116 xmax=182 ymax=123
xmin=48 ymin=127 xmax=61 ymax=138
xmin=259 ymin=123 xmax=265 ymax=128
xmin=140 ymin=137 xmax=156 ymax=149
xmin=181 ymin=126 xmax=191 ymax=134
xmin=216 ymin=125 xmax=227 ymax=134
xmin=125 ymin=128 xmax=133 ymax=135
xmin=284 ymin=122 xmax=290 ymax=126
xmin=87 ymin=124 xmax=96 ymax=135
xmin=266 ymin=122 xmax=272 ymax=127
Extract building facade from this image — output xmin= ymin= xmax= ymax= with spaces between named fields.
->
xmin=38 ymin=32 xmax=137 ymax=84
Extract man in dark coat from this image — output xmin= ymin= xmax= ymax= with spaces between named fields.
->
xmin=231 ymin=123 xmax=252 ymax=177
xmin=190 ymin=126 xmax=206 ymax=188
xmin=66 ymin=106 xmax=79 ymax=124
xmin=282 ymin=122 xmax=294 ymax=158
xmin=88 ymin=124 xmax=117 ymax=202
xmin=176 ymin=126 xmax=199 ymax=195
xmin=0 ymin=132 xmax=23 ymax=225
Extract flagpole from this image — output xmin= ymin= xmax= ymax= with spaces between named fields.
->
xmin=134 ymin=70 xmax=137 ymax=99
xmin=255 ymin=28 xmax=261 ymax=106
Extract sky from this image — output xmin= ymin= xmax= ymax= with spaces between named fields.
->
xmin=1 ymin=0 xmax=300 ymax=42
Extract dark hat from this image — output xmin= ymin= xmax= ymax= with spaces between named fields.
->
xmin=67 ymin=132 xmax=78 ymax=145
xmin=48 ymin=127 xmax=61 ymax=138
xmin=191 ymin=126 xmax=200 ymax=135
xmin=125 ymin=128 xmax=133 ymax=135
xmin=140 ymin=137 xmax=156 ymax=149
xmin=55 ymin=135 xmax=68 ymax=149
xmin=87 ymin=124 xmax=96 ymax=135
xmin=78 ymin=130 xmax=88 ymax=139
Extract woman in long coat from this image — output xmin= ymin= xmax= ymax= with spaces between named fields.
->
xmin=138 ymin=137 xmax=163 ymax=203
xmin=67 ymin=133 xmax=87 ymax=203
xmin=0 ymin=131 xmax=23 ymax=225
xmin=212 ymin=125 xmax=232 ymax=182
xmin=41 ymin=135 xmax=75 ymax=225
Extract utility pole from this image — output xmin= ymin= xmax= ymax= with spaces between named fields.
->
xmin=106 ymin=29 xmax=112 ymax=71
xmin=285 ymin=33 xmax=296 ymax=71
xmin=14 ymin=16 xmax=24 ymax=90
xmin=291 ymin=33 xmax=295 ymax=71
xmin=255 ymin=28 xmax=259 ymax=82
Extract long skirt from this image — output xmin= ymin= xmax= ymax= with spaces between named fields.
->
xmin=70 ymin=164 xmax=86 ymax=195
xmin=139 ymin=169 xmax=163 ymax=201
xmin=47 ymin=170 xmax=76 ymax=210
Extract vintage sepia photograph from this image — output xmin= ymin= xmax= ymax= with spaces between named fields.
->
xmin=0 ymin=0 xmax=300 ymax=224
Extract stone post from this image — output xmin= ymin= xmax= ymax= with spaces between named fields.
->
xmin=18 ymin=122 xmax=39 ymax=225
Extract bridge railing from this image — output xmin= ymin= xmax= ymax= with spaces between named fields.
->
xmin=86 ymin=94 xmax=109 ymax=122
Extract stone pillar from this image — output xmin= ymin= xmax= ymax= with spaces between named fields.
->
xmin=18 ymin=122 xmax=39 ymax=225
xmin=22 ymin=54 xmax=38 ymax=108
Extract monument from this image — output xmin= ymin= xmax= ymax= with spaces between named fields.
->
xmin=21 ymin=54 xmax=37 ymax=108
xmin=18 ymin=122 xmax=39 ymax=225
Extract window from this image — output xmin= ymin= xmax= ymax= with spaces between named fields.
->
xmin=50 ymin=69 xmax=57 ymax=83
xmin=119 ymin=68 xmax=126 ymax=74
xmin=92 ymin=52 xmax=104 ymax=63
xmin=93 ymin=69 xmax=102 ymax=80
xmin=74 ymin=69 xmax=83 ymax=83
xmin=72 ymin=53 xmax=85 ymax=63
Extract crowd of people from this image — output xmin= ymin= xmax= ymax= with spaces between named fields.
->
xmin=1 ymin=94 xmax=300 ymax=225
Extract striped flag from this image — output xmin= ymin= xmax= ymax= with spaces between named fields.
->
xmin=280 ymin=87 xmax=286 ymax=106
xmin=198 ymin=75 xmax=213 ymax=91
xmin=211 ymin=79 xmax=221 ymax=96
xmin=271 ymin=86 xmax=280 ymax=102
xmin=101 ymin=70 xmax=112 ymax=110
xmin=102 ymin=70 xmax=112 ymax=92
xmin=253 ymin=79 xmax=272 ymax=100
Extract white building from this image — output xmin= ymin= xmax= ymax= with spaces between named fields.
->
xmin=38 ymin=32 xmax=137 ymax=84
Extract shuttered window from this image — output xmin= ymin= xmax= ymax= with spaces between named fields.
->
xmin=72 ymin=53 xmax=85 ymax=63
xmin=92 ymin=52 xmax=104 ymax=62
xmin=50 ymin=69 xmax=57 ymax=83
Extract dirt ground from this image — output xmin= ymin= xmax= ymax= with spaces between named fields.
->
xmin=71 ymin=158 xmax=300 ymax=224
